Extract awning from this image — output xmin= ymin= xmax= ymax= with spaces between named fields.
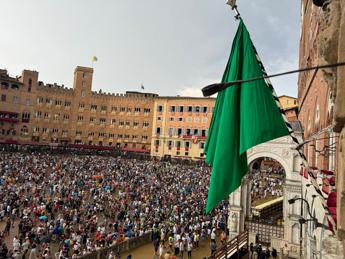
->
xmin=121 ymin=147 xmax=150 ymax=153
xmin=321 ymin=169 xmax=334 ymax=175
xmin=304 ymin=168 xmax=309 ymax=179
xmin=2 ymin=139 xmax=18 ymax=144
xmin=327 ymin=192 xmax=337 ymax=227
xmin=322 ymin=178 xmax=330 ymax=195
xmin=0 ymin=111 xmax=19 ymax=115
xmin=68 ymin=144 xmax=114 ymax=151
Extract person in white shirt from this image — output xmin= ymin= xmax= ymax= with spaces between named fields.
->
xmin=211 ymin=228 xmax=216 ymax=241
xmin=187 ymin=240 xmax=193 ymax=259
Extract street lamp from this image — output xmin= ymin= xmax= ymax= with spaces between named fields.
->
xmin=288 ymin=197 xmax=328 ymax=228
xmin=288 ymin=197 xmax=329 ymax=258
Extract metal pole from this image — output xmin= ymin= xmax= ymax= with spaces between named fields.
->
xmin=299 ymin=199 xmax=303 ymax=259
xmin=202 ymin=62 xmax=345 ymax=97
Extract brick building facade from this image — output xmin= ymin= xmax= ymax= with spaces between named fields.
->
xmin=298 ymin=0 xmax=336 ymax=171
xmin=297 ymin=0 xmax=344 ymax=258
xmin=0 ymin=66 xmax=157 ymax=152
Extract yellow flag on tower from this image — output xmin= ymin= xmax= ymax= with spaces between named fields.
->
xmin=92 ymin=56 xmax=98 ymax=62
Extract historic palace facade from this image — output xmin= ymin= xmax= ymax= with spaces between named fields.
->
xmin=150 ymin=96 xmax=215 ymax=160
xmin=0 ymin=66 xmax=157 ymax=152
xmin=0 ymin=65 xmax=299 ymax=161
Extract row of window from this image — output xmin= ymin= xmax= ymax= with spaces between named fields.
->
xmin=157 ymin=105 xmax=211 ymax=113
xmin=157 ymin=116 xmax=208 ymax=123
xmin=156 ymin=127 xmax=208 ymax=137
xmin=0 ymin=94 xmax=31 ymax=105
xmin=72 ymin=141 xmax=147 ymax=149
xmin=34 ymin=127 xmax=62 ymax=133
xmin=37 ymin=97 xmax=71 ymax=106
xmin=1 ymin=81 xmax=20 ymax=90
xmin=35 ymin=111 xmax=70 ymax=120
xmin=89 ymin=105 xmax=150 ymax=113
xmin=34 ymin=112 xmax=151 ymax=127
xmin=0 ymin=128 xmax=16 ymax=136
xmin=36 ymin=97 xmax=152 ymax=113
xmin=32 ymin=127 xmax=148 ymax=139
xmin=154 ymin=139 xmax=205 ymax=149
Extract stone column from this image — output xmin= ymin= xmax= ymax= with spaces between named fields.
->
xmin=334 ymin=2 xmax=345 ymax=246
xmin=228 ymin=180 xmax=249 ymax=239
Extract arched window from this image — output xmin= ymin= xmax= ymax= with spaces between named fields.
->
xmin=315 ymin=104 xmax=320 ymax=124
xmin=28 ymin=78 xmax=32 ymax=92
xmin=1 ymin=82 xmax=9 ymax=89
xmin=291 ymin=223 xmax=299 ymax=244
xmin=21 ymin=125 xmax=29 ymax=136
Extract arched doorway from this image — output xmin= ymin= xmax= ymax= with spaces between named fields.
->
xmin=227 ymin=135 xmax=303 ymax=255
xmin=245 ymin=157 xmax=286 ymax=245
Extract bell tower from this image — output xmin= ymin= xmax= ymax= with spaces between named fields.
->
xmin=73 ymin=66 xmax=93 ymax=99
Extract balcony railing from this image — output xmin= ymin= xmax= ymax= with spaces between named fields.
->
xmin=0 ymin=111 xmax=19 ymax=123
xmin=0 ymin=117 xmax=19 ymax=123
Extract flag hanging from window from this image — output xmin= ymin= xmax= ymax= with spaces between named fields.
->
xmin=204 ymin=20 xmax=289 ymax=213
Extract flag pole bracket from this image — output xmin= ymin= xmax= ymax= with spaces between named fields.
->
xmin=226 ymin=0 xmax=241 ymax=20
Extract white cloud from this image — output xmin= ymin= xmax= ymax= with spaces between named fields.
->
xmin=178 ymin=87 xmax=204 ymax=97
xmin=177 ymin=77 xmax=220 ymax=98
xmin=0 ymin=0 xmax=300 ymax=98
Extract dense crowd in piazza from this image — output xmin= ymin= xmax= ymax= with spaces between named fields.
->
xmin=249 ymin=168 xmax=285 ymax=204
xmin=0 ymin=149 xmax=228 ymax=258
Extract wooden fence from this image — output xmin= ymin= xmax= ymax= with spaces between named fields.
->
xmin=78 ymin=232 xmax=152 ymax=259
xmin=208 ymin=230 xmax=248 ymax=259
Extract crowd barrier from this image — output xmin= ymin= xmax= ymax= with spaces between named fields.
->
xmin=78 ymin=232 xmax=152 ymax=259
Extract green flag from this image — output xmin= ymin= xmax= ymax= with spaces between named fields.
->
xmin=204 ymin=20 xmax=289 ymax=213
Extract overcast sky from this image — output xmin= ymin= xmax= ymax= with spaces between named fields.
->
xmin=0 ymin=0 xmax=300 ymax=97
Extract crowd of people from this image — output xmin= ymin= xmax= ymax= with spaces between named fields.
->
xmin=0 ymin=150 xmax=228 ymax=258
xmin=249 ymin=168 xmax=284 ymax=204
xmin=249 ymin=243 xmax=278 ymax=259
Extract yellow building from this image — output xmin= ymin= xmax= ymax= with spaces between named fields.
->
xmin=151 ymin=96 xmax=215 ymax=160
xmin=278 ymin=95 xmax=298 ymax=110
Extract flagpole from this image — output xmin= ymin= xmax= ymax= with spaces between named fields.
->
xmin=226 ymin=0 xmax=241 ymax=20
xmin=202 ymin=62 xmax=345 ymax=97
